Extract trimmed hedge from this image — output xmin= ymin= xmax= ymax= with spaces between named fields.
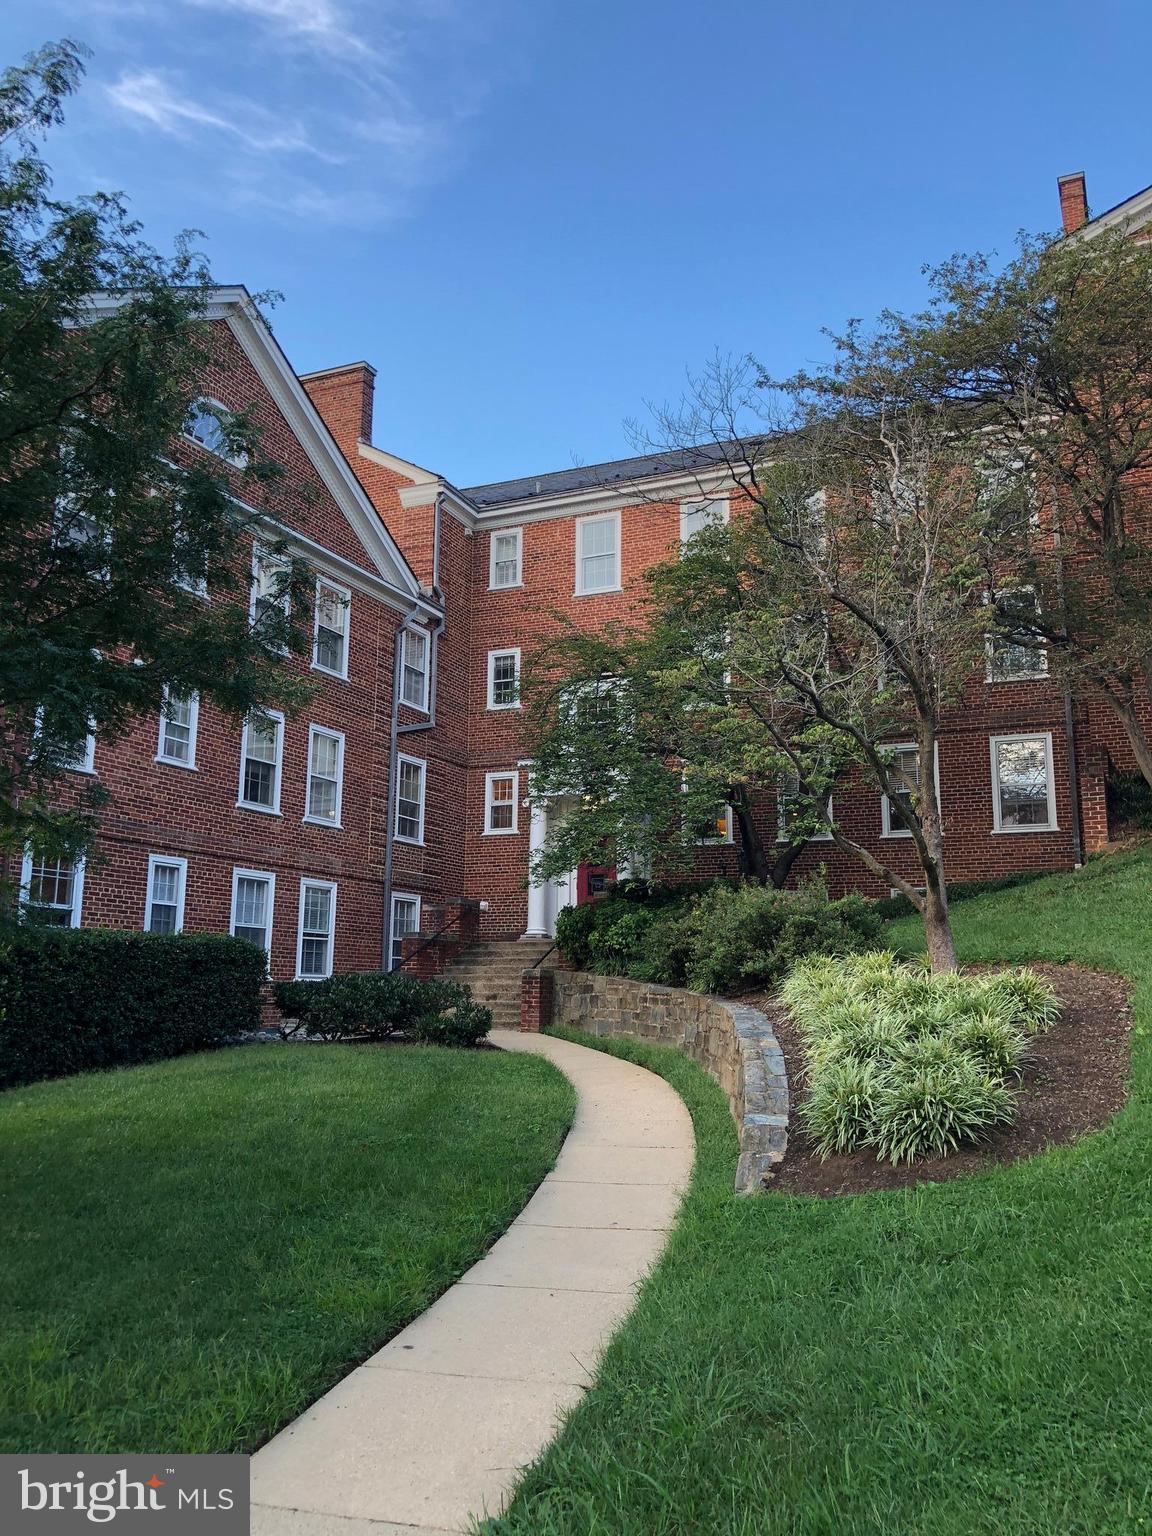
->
xmin=0 ymin=928 xmax=266 ymax=1089
xmin=272 ymin=971 xmax=493 ymax=1048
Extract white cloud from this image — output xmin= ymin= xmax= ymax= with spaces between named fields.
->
xmin=106 ymin=69 xmax=338 ymax=159
xmin=182 ymin=0 xmax=378 ymax=64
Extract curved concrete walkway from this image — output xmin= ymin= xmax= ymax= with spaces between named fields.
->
xmin=250 ymin=1027 xmax=694 ymax=1536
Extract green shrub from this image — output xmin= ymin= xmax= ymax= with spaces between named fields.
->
xmin=0 ymin=928 xmax=265 ymax=1089
xmin=554 ymin=882 xmax=698 ymax=977
xmin=271 ymin=972 xmax=492 ymax=1047
xmin=784 ymin=951 xmax=1059 ymax=1163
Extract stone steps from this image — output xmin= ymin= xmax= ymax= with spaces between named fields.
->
xmin=441 ymin=940 xmax=556 ymax=1027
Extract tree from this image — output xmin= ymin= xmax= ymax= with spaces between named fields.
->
xmin=527 ymin=349 xmax=1022 ymax=971
xmin=0 ymin=41 xmax=315 ymax=873
xmin=892 ymin=227 xmax=1152 ymax=789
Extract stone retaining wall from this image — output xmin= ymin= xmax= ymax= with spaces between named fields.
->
xmin=546 ymin=970 xmax=788 ymax=1194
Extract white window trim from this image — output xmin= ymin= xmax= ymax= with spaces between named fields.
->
xmin=880 ymin=742 xmax=941 ymax=838
xmin=183 ymin=396 xmax=248 ymax=467
xmin=990 ymin=731 xmax=1059 ymax=833
xmin=695 ymin=805 xmax=735 ymax=846
xmin=230 ymin=867 xmax=276 ymax=956
xmin=574 ymin=511 xmax=622 ymax=596
xmin=295 ymin=877 xmax=338 ymax=980
xmin=400 ymin=627 xmax=431 ymax=712
xmin=776 ymin=786 xmax=834 ymax=843
xmin=249 ymin=547 xmax=291 ymax=639
xmin=20 ymin=850 xmax=86 ymax=928
xmin=34 ymin=708 xmax=96 ymax=775
xmin=156 ymin=688 xmax=200 ymax=770
xmin=486 ymin=647 xmax=522 ymax=711
xmin=984 ymin=587 xmax=1050 ymax=684
xmin=145 ymin=853 xmax=188 ymax=934
xmin=394 ymin=752 xmax=427 ymax=845
xmin=483 ymin=769 xmax=520 ymax=835
xmin=679 ymin=495 xmax=730 ymax=545
xmin=304 ymin=723 xmax=345 ymax=828
xmin=237 ymin=709 xmax=285 ymax=816
xmin=312 ymin=575 xmax=351 ymax=680
xmin=389 ymin=891 xmax=422 ymax=971
xmin=488 ymin=526 xmax=523 ymax=590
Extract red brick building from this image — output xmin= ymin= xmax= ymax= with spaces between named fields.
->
xmin=20 ymin=177 xmax=1152 ymax=972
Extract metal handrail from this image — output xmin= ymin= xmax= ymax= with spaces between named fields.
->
xmin=529 ymin=941 xmax=559 ymax=970
xmin=396 ymin=910 xmax=464 ymax=970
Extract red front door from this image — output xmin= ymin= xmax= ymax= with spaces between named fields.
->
xmin=576 ymin=861 xmax=616 ymax=903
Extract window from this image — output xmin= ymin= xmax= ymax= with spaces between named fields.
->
xmin=313 ymin=578 xmax=350 ymax=678
xmin=145 ymin=855 xmax=187 ymax=934
xmin=776 ymin=772 xmax=833 ymax=842
xmin=987 ymin=587 xmax=1048 ymax=683
xmin=250 ymin=549 xmax=290 ymax=640
xmin=489 ymin=527 xmax=523 ymax=590
xmin=230 ymin=869 xmax=275 ymax=954
xmin=296 ymin=878 xmax=337 ymax=979
xmin=305 ymin=725 xmax=344 ymax=826
xmin=694 ymin=805 xmax=734 ymax=844
xmin=484 ymin=771 xmax=519 ymax=834
xmin=401 ymin=628 xmax=430 ymax=710
xmin=991 ymin=733 xmax=1057 ymax=832
xmin=33 ymin=708 xmax=96 ymax=774
xmin=487 ymin=648 xmax=521 ymax=710
xmin=157 ymin=690 xmax=199 ymax=768
xmin=680 ymin=497 xmax=728 ymax=546
xmin=21 ymin=852 xmax=84 ymax=927
xmin=389 ymin=892 xmax=421 ymax=970
xmin=238 ymin=710 xmax=284 ymax=814
xmin=575 ymin=512 xmax=621 ymax=595
xmin=880 ymin=744 xmax=920 ymax=837
xmin=395 ymin=754 xmax=426 ymax=843
xmin=184 ymin=398 xmax=247 ymax=466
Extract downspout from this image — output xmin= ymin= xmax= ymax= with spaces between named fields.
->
xmin=380 ymin=491 xmax=447 ymax=968
xmin=1050 ymin=485 xmax=1085 ymax=867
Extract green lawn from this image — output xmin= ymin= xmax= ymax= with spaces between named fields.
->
xmin=489 ymin=848 xmax=1152 ymax=1536
xmin=0 ymin=1043 xmax=574 ymax=1454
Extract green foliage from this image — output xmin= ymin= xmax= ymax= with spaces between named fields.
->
xmin=0 ymin=927 xmax=264 ymax=1088
xmin=271 ymin=972 xmax=492 ymax=1048
xmin=785 ymin=951 xmax=1056 ymax=1162
xmin=870 ymin=869 xmax=1052 ymax=920
xmin=0 ymin=42 xmax=315 ymax=870
xmin=1107 ymin=769 xmax=1152 ymax=832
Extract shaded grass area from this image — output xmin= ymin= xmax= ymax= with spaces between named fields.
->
xmin=488 ymin=849 xmax=1152 ymax=1535
xmin=0 ymin=1043 xmax=575 ymax=1454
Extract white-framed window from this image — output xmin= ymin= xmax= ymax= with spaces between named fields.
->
xmin=401 ymin=628 xmax=430 ymax=710
xmin=987 ymin=587 xmax=1048 ymax=683
xmin=395 ymin=753 xmax=426 ymax=844
xmin=776 ymin=772 xmax=834 ymax=842
xmin=296 ymin=878 xmax=337 ymax=979
xmin=487 ymin=648 xmax=521 ymax=710
xmin=312 ymin=577 xmax=350 ymax=678
xmin=184 ymin=397 xmax=247 ymax=467
xmin=484 ymin=770 xmax=520 ymax=834
xmin=250 ymin=548 xmax=291 ymax=640
xmin=990 ymin=733 xmax=1058 ymax=832
xmin=238 ymin=709 xmax=284 ymax=814
xmin=145 ymin=854 xmax=187 ymax=934
xmin=305 ymin=724 xmax=344 ymax=827
xmin=230 ymin=868 xmax=275 ymax=955
xmin=680 ymin=496 xmax=728 ymax=546
xmin=489 ymin=527 xmax=523 ymax=590
xmin=33 ymin=708 xmax=96 ymax=775
xmin=575 ymin=512 xmax=621 ymax=595
xmin=692 ymin=802 xmax=734 ymax=845
xmin=20 ymin=852 xmax=85 ymax=928
xmin=156 ymin=689 xmax=199 ymax=769
xmin=389 ymin=892 xmax=421 ymax=971
xmin=880 ymin=743 xmax=940 ymax=837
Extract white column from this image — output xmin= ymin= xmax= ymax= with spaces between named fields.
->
xmin=522 ymin=799 xmax=550 ymax=938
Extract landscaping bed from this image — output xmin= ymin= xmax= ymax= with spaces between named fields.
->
xmin=757 ymin=963 xmax=1133 ymax=1196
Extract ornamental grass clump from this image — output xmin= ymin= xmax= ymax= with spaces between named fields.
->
xmin=783 ymin=951 xmax=1058 ymax=1163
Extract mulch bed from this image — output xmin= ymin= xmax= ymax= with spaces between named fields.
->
xmin=743 ymin=965 xmax=1134 ymax=1198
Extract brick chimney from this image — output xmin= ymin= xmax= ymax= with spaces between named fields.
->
xmin=299 ymin=361 xmax=376 ymax=458
xmin=1058 ymin=172 xmax=1088 ymax=234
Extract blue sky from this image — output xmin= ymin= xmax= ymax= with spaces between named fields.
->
xmin=3 ymin=1 xmax=1152 ymax=485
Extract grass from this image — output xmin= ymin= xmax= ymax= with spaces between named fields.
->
xmin=0 ymin=1042 xmax=574 ymax=1454
xmin=486 ymin=848 xmax=1152 ymax=1536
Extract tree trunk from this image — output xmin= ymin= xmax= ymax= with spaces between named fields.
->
xmin=921 ymin=867 xmax=957 ymax=972
xmin=732 ymin=789 xmax=772 ymax=883
xmin=917 ymin=725 xmax=957 ymax=971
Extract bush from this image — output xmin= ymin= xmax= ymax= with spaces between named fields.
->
xmin=787 ymin=951 xmax=1059 ymax=1163
xmin=0 ymin=928 xmax=266 ymax=1089
xmin=271 ymin=972 xmax=492 ymax=1048
xmin=554 ymin=881 xmax=697 ymax=976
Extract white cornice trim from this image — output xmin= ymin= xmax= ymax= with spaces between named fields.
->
xmin=1079 ymin=186 xmax=1152 ymax=239
xmin=357 ymin=440 xmax=440 ymax=485
xmin=466 ymin=463 xmax=750 ymax=527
